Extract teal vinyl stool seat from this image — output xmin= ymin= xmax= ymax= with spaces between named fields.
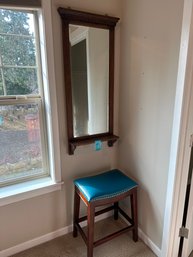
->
xmin=73 ymin=169 xmax=138 ymax=257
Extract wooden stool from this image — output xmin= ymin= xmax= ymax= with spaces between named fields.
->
xmin=73 ymin=169 xmax=138 ymax=257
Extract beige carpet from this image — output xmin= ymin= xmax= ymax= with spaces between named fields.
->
xmin=12 ymin=217 xmax=157 ymax=257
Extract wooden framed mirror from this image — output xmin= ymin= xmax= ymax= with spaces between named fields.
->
xmin=58 ymin=7 xmax=119 ymax=155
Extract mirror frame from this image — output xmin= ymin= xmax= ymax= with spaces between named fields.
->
xmin=58 ymin=7 xmax=119 ymax=155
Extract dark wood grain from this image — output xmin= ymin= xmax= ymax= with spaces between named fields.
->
xmin=73 ymin=184 xmax=138 ymax=257
xmin=73 ymin=186 xmax=80 ymax=237
xmin=58 ymin=7 xmax=119 ymax=28
xmin=58 ymin=8 xmax=119 ymax=154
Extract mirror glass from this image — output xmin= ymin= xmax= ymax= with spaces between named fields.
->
xmin=69 ymin=25 xmax=109 ymax=137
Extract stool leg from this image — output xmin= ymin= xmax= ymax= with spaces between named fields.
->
xmin=114 ymin=202 xmax=119 ymax=220
xmin=87 ymin=203 xmax=95 ymax=257
xmin=131 ymin=189 xmax=138 ymax=242
xmin=73 ymin=187 xmax=80 ymax=237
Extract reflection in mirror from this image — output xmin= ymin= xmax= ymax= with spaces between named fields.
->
xmin=58 ymin=7 xmax=119 ymax=154
xmin=69 ymin=25 xmax=109 ymax=137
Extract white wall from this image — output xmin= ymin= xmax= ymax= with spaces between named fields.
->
xmin=0 ymin=0 xmax=186 ymax=253
xmin=118 ymin=0 xmax=184 ymax=248
xmin=88 ymin=28 xmax=109 ymax=135
xmin=0 ymin=0 xmax=121 ymax=251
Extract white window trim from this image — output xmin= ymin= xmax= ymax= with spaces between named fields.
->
xmin=0 ymin=178 xmax=63 ymax=207
xmin=0 ymin=0 xmax=63 ymax=206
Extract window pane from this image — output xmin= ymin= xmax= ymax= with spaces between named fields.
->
xmin=0 ymin=35 xmax=36 ymax=66
xmin=0 ymin=9 xmax=35 ymax=36
xmin=0 ymin=103 xmax=46 ymax=184
xmin=2 ymin=67 xmax=38 ymax=95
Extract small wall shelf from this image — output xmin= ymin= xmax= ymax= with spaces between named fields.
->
xmin=69 ymin=134 xmax=119 ymax=155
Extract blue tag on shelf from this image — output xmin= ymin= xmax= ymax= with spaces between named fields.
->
xmin=95 ymin=140 xmax=102 ymax=151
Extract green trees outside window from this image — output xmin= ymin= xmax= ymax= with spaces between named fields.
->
xmin=0 ymin=9 xmax=39 ymax=96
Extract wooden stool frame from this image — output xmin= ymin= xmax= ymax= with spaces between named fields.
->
xmin=73 ymin=185 xmax=138 ymax=257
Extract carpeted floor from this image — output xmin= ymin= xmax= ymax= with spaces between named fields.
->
xmin=12 ymin=217 xmax=157 ymax=257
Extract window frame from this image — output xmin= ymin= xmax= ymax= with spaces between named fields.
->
xmin=0 ymin=8 xmax=50 ymax=186
xmin=0 ymin=8 xmax=51 ymax=187
xmin=0 ymin=0 xmax=62 ymax=205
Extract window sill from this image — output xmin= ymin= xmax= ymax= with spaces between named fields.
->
xmin=0 ymin=177 xmax=63 ymax=207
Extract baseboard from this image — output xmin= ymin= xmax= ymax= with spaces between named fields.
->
xmin=0 ymin=212 xmax=112 ymax=257
xmin=0 ymin=212 xmax=161 ymax=257
xmin=138 ymin=228 xmax=161 ymax=257
xmin=0 ymin=225 xmax=72 ymax=257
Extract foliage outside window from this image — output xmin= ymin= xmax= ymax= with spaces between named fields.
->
xmin=0 ymin=8 xmax=49 ymax=186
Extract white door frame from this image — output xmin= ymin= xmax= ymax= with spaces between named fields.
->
xmin=161 ymin=0 xmax=193 ymax=256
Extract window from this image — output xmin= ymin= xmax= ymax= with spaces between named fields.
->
xmin=0 ymin=8 xmax=50 ymax=187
